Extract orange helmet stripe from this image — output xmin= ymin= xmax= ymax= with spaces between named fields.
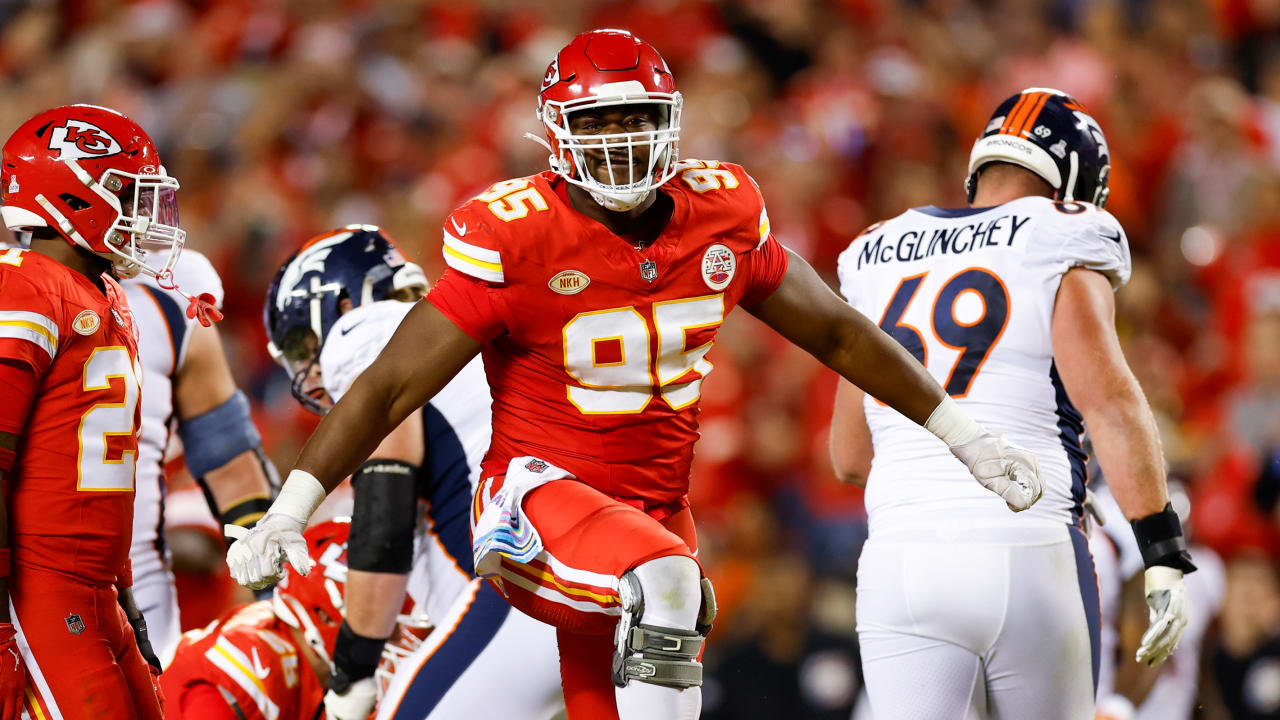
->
xmin=1013 ymin=92 xmax=1052 ymax=137
xmin=999 ymin=92 xmax=1036 ymax=134
xmin=1003 ymin=91 xmax=1047 ymax=137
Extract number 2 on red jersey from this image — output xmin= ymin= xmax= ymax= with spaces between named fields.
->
xmin=879 ymin=267 xmax=1010 ymax=398
xmin=78 ymin=346 xmax=141 ymax=491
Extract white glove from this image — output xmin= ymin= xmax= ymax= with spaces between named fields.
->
xmin=949 ymin=431 xmax=1043 ymax=512
xmin=225 ymin=513 xmax=312 ymax=590
xmin=1135 ymin=565 xmax=1189 ymax=665
xmin=324 ymin=676 xmax=378 ymax=720
xmin=1082 ymin=488 xmax=1108 ymax=537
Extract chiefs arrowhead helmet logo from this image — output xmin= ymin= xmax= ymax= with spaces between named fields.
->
xmin=541 ymin=57 xmax=561 ymax=92
xmin=47 ymin=120 xmax=123 ymax=161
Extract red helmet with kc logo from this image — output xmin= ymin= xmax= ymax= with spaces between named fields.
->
xmin=533 ymin=29 xmax=681 ymax=212
xmin=1 ymin=104 xmax=185 ymax=278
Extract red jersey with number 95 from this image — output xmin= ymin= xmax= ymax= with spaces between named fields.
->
xmin=0 ymin=248 xmax=141 ymax=585
xmin=428 ymin=160 xmax=788 ymax=505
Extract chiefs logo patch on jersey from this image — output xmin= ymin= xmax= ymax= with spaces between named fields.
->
xmin=701 ymin=244 xmax=736 ymax=291
xmin=548 ymin=270 xmax=590 ymax=295
xmin=47 ymin=120 xmax=122 ymax=162
xmin=73 ymin=309 xmax=100 ymax=336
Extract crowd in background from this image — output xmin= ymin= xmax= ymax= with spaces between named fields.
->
xmin=3 ymin=0 xmax=1280 ymax=717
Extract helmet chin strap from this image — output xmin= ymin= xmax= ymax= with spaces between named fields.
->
xmin=590 ymin=188 xmax=648 ymax=212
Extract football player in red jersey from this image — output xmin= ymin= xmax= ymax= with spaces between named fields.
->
xmin=0 ymin=104 xmax=196 ymax=719
xmin=229 ymin=30 xmax=1044 ymax=719
xmin=164 ymin=519 xmax=426 ymax=720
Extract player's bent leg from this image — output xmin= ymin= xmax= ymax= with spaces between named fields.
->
xmin=558 ymin=630 xmax=623 ymax=720
xmin=612 ymin=555 xmax=708 ymax=720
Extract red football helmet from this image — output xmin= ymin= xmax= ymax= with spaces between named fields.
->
xmin=533 ymin=29 xmax=681 ymax=211
xmin=1 ymin=104 xmax=184 ymax=278
xmin=273 ymin=517 xmax=431 ymax=677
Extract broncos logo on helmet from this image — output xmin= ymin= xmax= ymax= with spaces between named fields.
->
xmin=966 ymin=88 xmax=1111 ymax=208
xmin=264 ymin=225 xmax=427 ymax=413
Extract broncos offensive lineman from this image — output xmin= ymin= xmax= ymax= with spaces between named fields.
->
xmin=122 ymin=247 xmax=276 ymax=667
xmin=263 ymin=226 xmax=562 ymax=720
xmin=830 ymin=88 xmax=1197 ymax=719
xmin=230 ymin=30 xmax=1044 ymax=720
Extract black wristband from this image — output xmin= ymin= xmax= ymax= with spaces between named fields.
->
xmin=1130 ymin=503 xmax=1198 ymax=573
xmin=220 ymin=496 xmax=272 ymax=533
xmin=329 ymin=621 xmax=389 ymax=691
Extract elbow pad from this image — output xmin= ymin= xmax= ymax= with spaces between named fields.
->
xmin=348 ymin=459 xmax=419 ymax=574
xmin=178 ymin=390 xmax=262 ymax=477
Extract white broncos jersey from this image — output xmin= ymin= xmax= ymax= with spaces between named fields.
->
xmin=320 ymin=299 xmax=492 ymax=625
xmin=837 ymin=197 xmax=1132 ymax=532
xmin=123 ymin=250 xmax=225 ymax=585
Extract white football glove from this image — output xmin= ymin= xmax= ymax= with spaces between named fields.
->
xmin=225 ymin=513 xmax=312 ymax=590
xmin=1082 ymin=488 xmax=1108 ymax=537
xmin=324 ymin=676 xmax=378 ymax=720
xmin=1135 ymin=565 xmax=1189 ymax=666
xmin=949 ymin=431 xmax=1043 ymax=512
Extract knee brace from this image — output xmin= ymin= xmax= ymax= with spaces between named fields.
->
xmin=611 ymin=557 xmax=717 ymax=690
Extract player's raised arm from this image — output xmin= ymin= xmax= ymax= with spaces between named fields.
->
xmin=227 ymin=300 xmax=479 ymax=588
xmin=1053 ymin=265 xmax=1195 ymax=666
xmin=747 ymin=249 xmax=1042 ymax=511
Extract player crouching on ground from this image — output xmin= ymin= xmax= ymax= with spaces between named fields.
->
xmin=0 ymin=104 xmax=212 ymax=720
xmin=229 ymin=30 xmax=1045 ymax=720
xmin=163 ymin=519 xmax=426 ymax=720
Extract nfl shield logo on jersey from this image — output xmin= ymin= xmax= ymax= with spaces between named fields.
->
xmin=64 ymin=612 xmax=84 ymax=635
xmin=701 ymin=244 xmax=736 ymax=291
xmin=525 ymin=458 xmax=549 ymax=473
xmin=639 ymin=260 xmax=658 ymax=283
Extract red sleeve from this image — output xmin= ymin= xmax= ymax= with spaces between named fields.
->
xmin=427 ymin=268 xmax=510 ymax=343
xmin=739 ymin=234 xmax=790 ymax=306
xmin=177 ymin=681 xmax=246 ymax=720
xmin=0 ymin=360 xmax=38 ymax=435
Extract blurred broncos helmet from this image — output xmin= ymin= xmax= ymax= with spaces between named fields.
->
xmin=273 ymin=518 xmax=431 ymax=675
xmin=264 ymin=224 xmax=427 ymax=413
xmin=532 ymin=28 xmax=681 ymax=212
xmin=1 ymin=104 xmax=185 ymax=279
xmin=966 ymin=88 xmax=1111 ymax=208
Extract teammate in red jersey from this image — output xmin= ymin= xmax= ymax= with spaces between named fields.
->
xmin=229 ymin=30 xmax=1044 ymax=719
xmin=165 ymin=519 xmax=424 ymax=720
xmin=0 ymin=104 xmax=193 ymax=719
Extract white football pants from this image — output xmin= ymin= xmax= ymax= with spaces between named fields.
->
xmin=856 ymin=522 xmax=1099 ymax=720
xmin=132 ymin=567 xmax=181 ymax=668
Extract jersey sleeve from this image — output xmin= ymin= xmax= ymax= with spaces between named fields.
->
xmin=1045 ymin=203 xmax=1132 ymax=290
xmin=0 ymin=265 xmax=62 ymax=433
xmin=738 ymin=171 xmax=790 ymax=305
xmin=441 ymin=204 xmax=505 ymax=284
xmin=175 ymin=249 xmax=226 ymax=309
xmin=200 ymin=632 xmax=288 ymax=720
xmin=427 ymin=268 xmax=511 ymax=343
xmin=175 ymin=682 xmax=245 ymax=720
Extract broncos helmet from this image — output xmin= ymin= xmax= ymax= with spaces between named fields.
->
xmin=966 ymin=88 xmax=1111 ymax=208
xmin=264 ymin=224 xmax=427 ymax=413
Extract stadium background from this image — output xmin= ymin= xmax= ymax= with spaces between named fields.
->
xmin=3 ymin=0 xmax=1279 ymax=717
